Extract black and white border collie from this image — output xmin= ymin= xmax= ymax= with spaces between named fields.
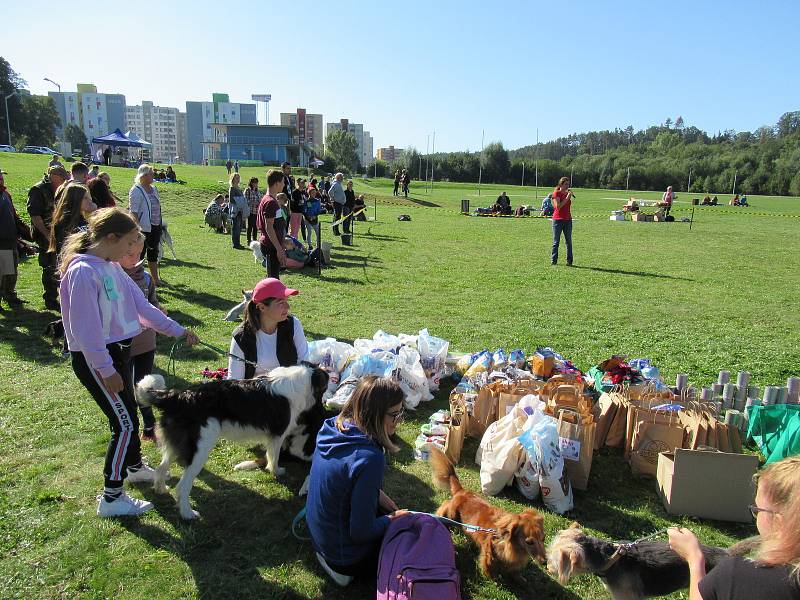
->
xmin=135 ymin=365 xmax=328 ymax=520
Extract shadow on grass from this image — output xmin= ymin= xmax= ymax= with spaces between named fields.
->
xmin=122 ymin=468 xmax=314 ymax=599
xmin=160 ymin=283 xmax=235 ymax=313
xmin=162 ymin=258 xmax=210 ymax=269
xmin=571 ymin=265 xmax=695 ymax=282
xmin=405 ymin=196 xmax=442 ymax=208
xmin=0 ymin=304 xmax=65 ymax=366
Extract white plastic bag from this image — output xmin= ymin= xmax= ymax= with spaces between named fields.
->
xmin=417 ymin=329 xmax=449 ymax=393
xmin=395 ymin=346 xmax=433 ymax=409
xmin=325 ymin=376 xmax=360 ymax=410
xmin=341 ymin=350 xmax=397 ymax=381
xmin=306 ymin=338 xmax=355 ymax=386
xmin=476 ymin=406 xmax=529 ymax=496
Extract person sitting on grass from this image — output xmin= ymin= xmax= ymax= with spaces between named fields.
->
xmin=493 ymin=191 xmax=512 ymax=215
xmin=668 ymin=456 xmax=800 ymax=600
xmin=730 ymin=194 xmax=740 ymax=206
xmin=306 ymin=376 xmax=409 ymax=587
xmin=702 ymin=195 xmax=712 ymax=205
xmin=711 ymin=195 xmax=719 ymax=205
xmin=205 ymin=194 xmax=227 ymax=233
xmin=353 ymin=194 xmax=367 ymax=221
xmin=165 ymin=166 xmax=177 ymax=182
xmin=740 ymin=194 xmax=749 ymax=206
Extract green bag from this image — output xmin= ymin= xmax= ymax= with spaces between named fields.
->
xmin=747 ymin=404 xmax=800 ymax=464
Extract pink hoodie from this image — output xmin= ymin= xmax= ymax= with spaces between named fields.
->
xmin=60 ymin=253 xmax=185 ymax=377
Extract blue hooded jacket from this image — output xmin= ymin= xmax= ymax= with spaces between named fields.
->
xmin=305 ymin=416 xmax=390 ymax=566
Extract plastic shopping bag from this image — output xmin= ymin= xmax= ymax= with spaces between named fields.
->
xmin=417 ymin=329 xmax=449 ymax=393
xmin=395 ymin=346 xmax=433 ymax=409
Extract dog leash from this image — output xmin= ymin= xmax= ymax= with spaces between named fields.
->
xmin=600 ymin=528 xmax=671 ymax=572
xmin=406 ymin=511 xmax=497 ymax=534
xmin=167 ymin=338 xmax=261 ymax=386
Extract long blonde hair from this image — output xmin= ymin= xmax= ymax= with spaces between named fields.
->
xmin=58 ymin=208 xmax=140 ymax=274
xmin=754 ymin=457 xmax=800 ymax=578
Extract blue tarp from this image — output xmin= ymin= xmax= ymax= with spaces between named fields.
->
xmin=91 ymin=129 xmax=146 ymax=147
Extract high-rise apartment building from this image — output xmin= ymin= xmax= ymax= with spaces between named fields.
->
xmin=49 ymin=83 xmax=126 ymax=143
xmin=325 ymin=118 xmax=374 ymax=168
xmin=185 ymin=93 xmax=258 ymax=163
xmin=125 ymin=101 xmax=181 ymax=163
xmin=176 ymin=112 xmax=188 ymax=163
xmin=376 ymin=146 xmax=402 ymax=162
xmin=280 ymin=109 xmax=324 ymax=152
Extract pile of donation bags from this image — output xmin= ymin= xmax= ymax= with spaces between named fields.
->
xmin=440 ymin=351 xmax=757 ymax=516
xmin=306 ymin=329 xmax=449 ymax=410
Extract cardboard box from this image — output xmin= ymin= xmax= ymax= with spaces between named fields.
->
xmin=657 ymin=449 xmax=759 ymax=522
xmin=632 ymin=212 xmax=646 ymax=222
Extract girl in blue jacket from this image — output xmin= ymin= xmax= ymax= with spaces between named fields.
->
xmin=306 ymin=376 xmax=409 ymax=586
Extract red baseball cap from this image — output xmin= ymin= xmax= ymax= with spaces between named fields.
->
xmin=252 ymin=278 xmax=299 ymax=303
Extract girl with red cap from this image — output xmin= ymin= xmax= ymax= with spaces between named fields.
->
xmin=227 ymin=277 xmax=309 ymax=380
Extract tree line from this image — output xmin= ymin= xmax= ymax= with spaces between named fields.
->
xmin=369 ymin=113 xmax=800 ymax=196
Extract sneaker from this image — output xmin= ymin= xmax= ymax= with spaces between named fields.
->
xmin=315 ymin=553 xmax=353 ymax=587
xmin=97 ymin=492 xmax=153 ymax=517
xmin=126 ymin=464 xmax=156 ymax=483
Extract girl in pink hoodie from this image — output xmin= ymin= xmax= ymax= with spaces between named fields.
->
xmin=59 ymin=207 xmax=199 ymax=518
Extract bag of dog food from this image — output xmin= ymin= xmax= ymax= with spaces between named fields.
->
xmin=514 ymin=458 xmax=541 ymax=500
xmin=539 ymin=471 xmax=574 ymax=514
xmin=417 ymin=328 xmax=449 ymax=393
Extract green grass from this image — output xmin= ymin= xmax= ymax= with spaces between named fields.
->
xmin=1 ymin=153 xmax=798 ymax=599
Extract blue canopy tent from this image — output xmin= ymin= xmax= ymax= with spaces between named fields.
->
xmin=91 ymin=129 xmax=149 ymax=165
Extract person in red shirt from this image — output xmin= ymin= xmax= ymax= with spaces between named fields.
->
xmin=551 ymin=176 xmax=574 ymax=266
xmin=256 ymin=170 xmax=287 ymax=279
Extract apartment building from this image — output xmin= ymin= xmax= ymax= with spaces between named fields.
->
xmin=185 ymin=93 xmax=258 ymax=163
xmin=280 ymin=109 xmax=324 ymax=152
xmin=49 ymin=83 xmax=126 ymax=143
xmin=376 ymin=146 xmax=402 ymax=162
xmin=125 ymin=101 xmax=182 ymax=163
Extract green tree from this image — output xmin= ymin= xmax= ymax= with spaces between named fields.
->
xmin=64 ymin=123 xmax=88 ymax=153
xmin=0 ymin=56 xmax=25 ymax=145
xmin=19 ymin=95 xmax=60 ymax=146
xmin=482 ymin=142 xmax=510 ymax=183
xmin=366 ymin=159 xmax=389 ymax=177
xmin=324 ymin=129 xmax=359 ymax=172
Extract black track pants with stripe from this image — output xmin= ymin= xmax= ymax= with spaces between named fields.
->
xmin=71 ymin=340 xmax=141 ymax=488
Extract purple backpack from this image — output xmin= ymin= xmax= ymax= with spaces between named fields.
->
xmin=376 ymin=514 xmax=461 ymax=600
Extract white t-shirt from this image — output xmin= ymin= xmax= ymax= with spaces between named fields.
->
xmin=227 ymin=318 xmax=309 ymax=379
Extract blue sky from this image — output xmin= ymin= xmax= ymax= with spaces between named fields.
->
xmin=4 ymin=0 xmax=799 ymax=153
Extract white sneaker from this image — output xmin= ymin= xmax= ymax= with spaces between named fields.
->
xmin=315 ymin=552 xmax=353 ymax=587
xmin=97 ymin=492 xmax=154 ymax=517
xmin=126 ymin=464 xmax=156 ymax=483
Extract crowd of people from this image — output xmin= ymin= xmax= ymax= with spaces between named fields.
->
xmin=393 ymin=169 xmax=411 ymax=197
xmin=4 ymin=158 xmax=798 ymax=598
xmin=201 ymin=162 xmax=367 ymax=269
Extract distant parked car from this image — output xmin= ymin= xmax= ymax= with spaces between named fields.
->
xmin=22 ymin=146 xmax=46 ymax=154
xmin=0 ymin=144 xmax=16 ymax=152
xmin=38 ymin=146 xmax=58 ymax=154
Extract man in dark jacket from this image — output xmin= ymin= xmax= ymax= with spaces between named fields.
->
xmin=1 ymin=172 xmax=33 ymax=310
xmin=27 ymin=166 xmax=68 ymax=310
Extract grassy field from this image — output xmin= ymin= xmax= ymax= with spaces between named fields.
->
xmin=1 ymin=153 xmax=798 ymax=599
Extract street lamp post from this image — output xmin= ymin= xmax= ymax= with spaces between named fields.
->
xmin=43 ymin=78 xmax=61 ymax=92
xmin=4 ymin=91 xmax=18 ymax=146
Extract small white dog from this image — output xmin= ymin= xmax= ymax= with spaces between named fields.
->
xmin=250 ymin=240 xmax=264 ymax=265
xmin=223 ymin=290 xmax=252 ymax=321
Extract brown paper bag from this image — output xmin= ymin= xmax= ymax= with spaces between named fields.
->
xmin=592 ymin=391 xmax=621 ymax=449
xmin=470 ymin=385 xmax=498 ymax=437
xmin=628 ymin=415 xmax=685 ymax=477
xmin=716 ymin=422 xmax=731 ymax=453
xmin=558 ymin=409 xmax=596 ymax=490
xmin=704 ymin=413 xmax=719 ymax=449
xmin=497 ymin=382 xmax=541 ymax=417
xmin=606 ymin=396 xmax=632 ymax=448
xmin=445 ymin=400 xmax=468 ymax=464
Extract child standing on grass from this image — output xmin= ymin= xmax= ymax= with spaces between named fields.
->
xmin=59 ymin=207 xmax=199 ymax=518
xmin=119 ymin=236 xmax=162 ymax=442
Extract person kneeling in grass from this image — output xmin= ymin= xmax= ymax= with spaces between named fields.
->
xmin=306 ymin=376 xmax=409 ymax=587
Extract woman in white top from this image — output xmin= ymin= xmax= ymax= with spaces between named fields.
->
xmin=227 ymin=278 xmax=309 ymax=380
xmin=128 ymin=164 xmax=164 ymax=286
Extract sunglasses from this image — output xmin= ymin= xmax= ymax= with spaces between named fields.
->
xmin=749 ymin=504 xmax=779 ymax=519
xmin=387 ymin=408 xmax=404 ymax=424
